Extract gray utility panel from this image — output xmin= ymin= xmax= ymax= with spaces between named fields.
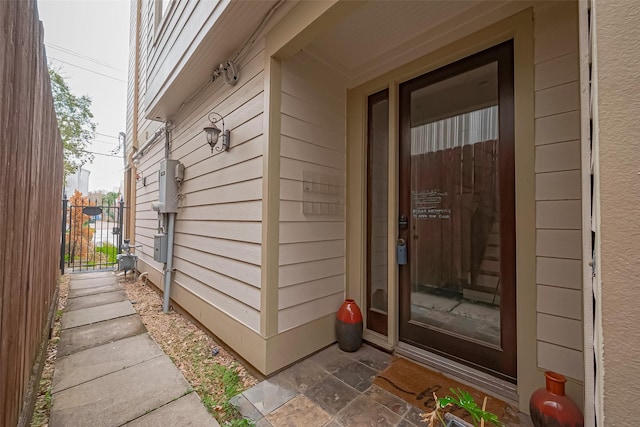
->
xmin=153 ymin=234 xmax=168 ymax=263
xmin=154 ymin=159 xmax=182 ymax=213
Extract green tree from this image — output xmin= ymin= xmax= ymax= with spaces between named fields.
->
xmin=49 ymin=68 xmax=96 ymax=181
xmin=104 ymin=191 xmax=120 ymax=206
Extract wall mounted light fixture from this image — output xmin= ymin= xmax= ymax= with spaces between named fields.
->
xmin=203 ymin=112 xmax=230 ymax=153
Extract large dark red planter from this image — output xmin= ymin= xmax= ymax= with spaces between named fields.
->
xmin=530 ymin=371 xmax=584 ymax=427
xmin=336 ymin=299 xmax=363 ymax=352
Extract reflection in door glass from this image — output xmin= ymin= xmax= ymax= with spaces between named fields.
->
xmin=368 ymin=94 xmax=389 ymax=316
xmin=409 ymin=62 xmax=501 ymax=347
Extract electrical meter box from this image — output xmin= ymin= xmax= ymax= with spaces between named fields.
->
xmin=155 ymin=159 xmax=181 ymax=213
xmin=154 ymin=234 xmax=168 ymax=263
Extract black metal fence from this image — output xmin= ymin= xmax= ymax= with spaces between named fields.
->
xmin=60 ymin=194 xmax=129 ymax=273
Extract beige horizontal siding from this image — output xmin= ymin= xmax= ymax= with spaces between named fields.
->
xmin=280 ymin=157 xmax=345 ymax=182
xmin=279 ymin=200 xmax=343 ymax=222
xmin=538 ymin=341 xmax=584 ymax=381
xmin=172 ymin=234 xmax=260 ymax=266
xmin=534 ymin=82 xmax=580 ymax=118
xmin=169 ymin=46 xmax=266 ymax=143
xmin=181 ymin=178 xmax=262 ymax=205
xmin=278 ymin=292 xmax=344 ymax=333
xmin=172 ymin=257 xmax=260 ymax=309
xmin=537 ymin=285 xmax=582 ymax=320
xmin=279 ymin=257 xmax=345 ymax=288
xmin=533 ymin=1 xmax=583 ymax=384
xmin=535 ymin=140 xmax=581 ymax=173
xmin=172 ymin=244 xmax=261 ymax=287
xmin=536 ymin=257 xmax=582 ymax=290
xmin=534 ymin=16 xmax=578 ymax=64
xmin=280 ymin=221 xmax=345 ymax=244
xmin=536 ymin=200 xmax=581 ymax=230
xmin=278 ymin=50 xmax=347 ymax=333
xmin=537 ymin=313 xmax=583 ymax=351
xmin=178 ymin=202 xmax=262 ymax=222
xmin=536 ymin=229 xmax=582 ymax=259
xmin=279 ymin=240 xmax=345 ymax=266
xmin=183 ymin=132 xmax=264 ymax=185
xmin=132 ymin=30 xmax=266 ymax=333
xmin=173 ymin=270 xmax=260 ymax=332
xmin=175 ymin=219 xmax=262 ymax=244
xmin=534 ymin=52 xmax=579 ymax=91
xmin=534 ymin=111 xmax=580 ymax=145
xmin=536 ymin=170 xmax=581 ymax=200
xmin=278 ymin=275 xmax=344 ymax=310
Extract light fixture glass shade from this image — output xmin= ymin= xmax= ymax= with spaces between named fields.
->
xmin=204 ymin=124 xmax=221 ymax=148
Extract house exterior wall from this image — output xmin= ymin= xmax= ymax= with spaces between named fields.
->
xmin=592 ymin=1 xmax=640 ymax=425
xmin=126 ymin=0 xmax=344 ymax=376
xmin=135 ymin=49 xmax=266 ymax=334
xmin=144 ymin=0 xmax=229 ymax=114
xmin=278 ymin=50 xmax=347 ymax=333
xmin=130 ymin=0 xmax=266 ymax=335
xmin=126 ymin=1 xmax=594 ymax=397
xmin=532 ymin=1 xmax=585 ymax=390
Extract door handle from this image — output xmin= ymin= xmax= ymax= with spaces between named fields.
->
xmin=399 ymin=214 xmax=408 ymax=230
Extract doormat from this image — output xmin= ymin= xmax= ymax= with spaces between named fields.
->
xmin=373 ymin=358 xmax=519 ymax=425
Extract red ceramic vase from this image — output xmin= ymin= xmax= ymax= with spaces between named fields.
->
xmin=336 ymin=299 xmax=363 ymax=352
xmin=530 ymin=371 xmax=584 ymax=427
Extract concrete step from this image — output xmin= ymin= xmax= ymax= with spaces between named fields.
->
xmin=479 ymin=259 xmax=500 ymax=274
xmin=483 ymin=245 xmax=500 ymax=260
xmin=487 ymin=233 xmax=500 ymax=246
xmin=463 ymin=289 xmax=501 ymax=305
xmin=476 ymin=273 xmax=500 ymax=288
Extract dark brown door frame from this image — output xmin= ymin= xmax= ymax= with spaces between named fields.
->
xmin=398 ymin=40 xmax=517 ymax=383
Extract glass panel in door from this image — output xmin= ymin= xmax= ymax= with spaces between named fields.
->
xmin=399 ymin=41 xmax=516 ymax=381
xmin=367 ymin=89 xmax=389 ymax=336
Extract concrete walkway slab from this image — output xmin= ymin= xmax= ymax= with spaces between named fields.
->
xmin=65 ymin=290 xmax=128 ymax=312
xmin=61 ymin=300 xmax=136 ymax=330
xmin=69 ymin=283 xmax=122 ymax=298
xmin=57 ymin=315 xmax=146 ymax=357
xmin=51 ymin=272 xmax=218 ymax=426
xmin=53 ymin=334 xmax=164 ymax=393
xmin=50 ymin=356 xmax=192 ymax=427
xmin=125 ymin=392 xmax=218 ymax=426
xmin=71 ymin=277 xmax=118 ymax=289
xmin=70 ymin=271 xmax=115 ymax=280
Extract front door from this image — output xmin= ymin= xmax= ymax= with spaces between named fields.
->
xmin=398 ymin=41 xmax=517 ymax=382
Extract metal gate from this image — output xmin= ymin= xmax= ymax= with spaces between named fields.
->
xmin=60 ymin=194 xmax=129 ymax=273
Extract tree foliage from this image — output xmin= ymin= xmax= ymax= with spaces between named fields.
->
xmin=49 ymin=68 xmax=96 ymax=181
xmin=104 ymin=191 xmax=120 ymax=206
xmin=66 ymin=190 xmax=95 ymax=261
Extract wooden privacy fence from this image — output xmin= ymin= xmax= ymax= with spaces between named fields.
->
xmin=410 ymin=140 xmax=497 ymax=290
xmin=0 ymin=1 xmax=64 ymax=426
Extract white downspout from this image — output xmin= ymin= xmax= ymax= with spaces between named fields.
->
xmin=162 ymin=211 xmax=175 ymax=313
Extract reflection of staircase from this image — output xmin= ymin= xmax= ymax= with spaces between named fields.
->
xmin=464 ymin=220 xmax=501 ymax=305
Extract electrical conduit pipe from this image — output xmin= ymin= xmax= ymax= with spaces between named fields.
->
xmin=162 ymin=212 xmax=176 ymax=313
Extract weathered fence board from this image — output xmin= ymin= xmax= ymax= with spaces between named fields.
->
xmin=0 ymin=1 xmax=64 ymax=425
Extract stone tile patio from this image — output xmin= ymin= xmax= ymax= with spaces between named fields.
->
xmin=232 ymin=343 xmax=534 ymax=427
xmin=231 ymin=344 xmax=416 ymax=426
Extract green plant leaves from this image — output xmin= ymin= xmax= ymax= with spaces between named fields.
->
xmin=438 ymin=388 xmax=503 ymax=427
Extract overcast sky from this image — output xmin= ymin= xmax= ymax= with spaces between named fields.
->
xmin=38 ymin=0 xmax=130 ymax=193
